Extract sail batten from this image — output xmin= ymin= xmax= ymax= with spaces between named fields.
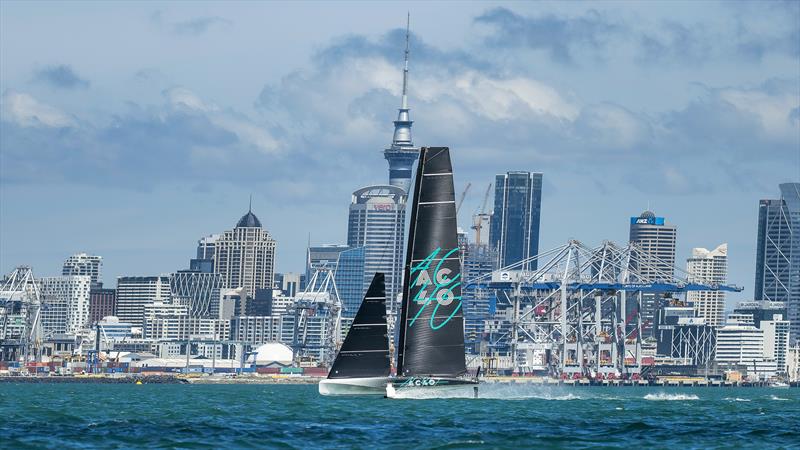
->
xmin=396 ymin=147 xmax=467 ymax=378
xmin=327 ymin=273 xmax=390 ymax=379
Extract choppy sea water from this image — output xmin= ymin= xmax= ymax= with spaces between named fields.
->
xmin=0 ymin=383 xmax=798 ymax=449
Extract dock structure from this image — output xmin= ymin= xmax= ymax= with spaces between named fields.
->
xmin=478 ymin=375 xmax=779 ymax=388
xmin=465 ymin=240 xmax=742 ymax=380
xmin=0 ymin=267 xmax=43 ymax=363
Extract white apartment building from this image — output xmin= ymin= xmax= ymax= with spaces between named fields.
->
xmin=788 ymin=345 xmax=800 ymax=382
xmin=716 ymin=314 xmax=764 ymax=364
xmin=39 ymin=275 xmax=91 ymax=335
xmin=716 ymin=313 xmax=780 ymax=379
xmin=62 ymin=253 xmax=102 ymax=286
xmin=761 ymin=314 xmax=791 ymax=373
xmin=686 ymin=243 xmax=727 ymax=327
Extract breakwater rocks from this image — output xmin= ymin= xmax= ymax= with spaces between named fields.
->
xmin=0 ymin=375 xmax=187 ymax=384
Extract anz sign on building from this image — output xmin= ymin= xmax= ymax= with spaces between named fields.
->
xmin=630 ymin=216 xmax=665 ymax=226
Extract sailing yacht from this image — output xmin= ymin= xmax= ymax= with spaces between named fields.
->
xmin=318 ymin=273 xmax=391 ymax=395
xmin=387 ymin=146 xmax=479 ymax=398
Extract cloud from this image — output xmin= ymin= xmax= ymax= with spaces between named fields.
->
xmin=0 ymin=88 xmax=282 ymax=188
xmin=723 ymin=0 xmax=800 ymax=60
xmin=663 ymin=79 xmax=799 ymax=158
xmin=150 ymin=11 xmax=232 ymax=36
xmin=573 ymin=103 xmax=652 ymax=151
xmin=2 ymin=24 xmax=797 ymax=198
xmin=1 ymin=90 xmax=76 ymax=128
xmin=32 ymin=65 xmax=90 ymax=89
xmin=474 ymin=7 xmax=621 ymax=65
xmin=637 ymin=21 xmax=714 ymax=66
xmin=252 ymin=28 xmax=798 ymax=195
xmin=476 ymin=5 xmax=799 ymax=66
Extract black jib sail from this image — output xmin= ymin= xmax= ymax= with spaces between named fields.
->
xmin=327 ymin=273 xmax=390 ymax=379
xmin=396 ymin=147 xmax=467 ymax=378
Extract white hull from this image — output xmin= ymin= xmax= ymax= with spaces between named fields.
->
xmin=318 ymin=377 xmax=388 ymax=396
xmin=386 ymin=379 xmax=481 ymax=399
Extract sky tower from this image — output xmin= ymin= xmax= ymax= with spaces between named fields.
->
xmin=383 ymin=14 xmax=419 ymax=193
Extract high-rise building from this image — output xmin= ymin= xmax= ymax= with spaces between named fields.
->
xmin=206 ymin=208 xmax=276 ymax=298
xmin=761 ymin=315 xmax=791 ymax=374
xmin=629 ymin=210 xmax=677 ymax=279
xmin=39 ymin=276 xmax=92 ymax=335
xmin=754 ymin=183 xmax=800 ymax=343
xmin=629 ymin=210 xmax=677 ymax=337
xmin=716 ymin=312 xmax=783 ymax=379
xmin=306 ymin=245 xmax=366 ymax=318
xmin=347 ymin=186 xmax=407 ymax=311
xmin=275 ymin=273 xmax=302 ymax=297
xmin=462 ymin=243 xmax=498 ymax=353
xmin=62 ymin=253 xmax=102 ymax=286
xmin=232 ymin=288 xmax=273 ymax=317
xmin=715 ymin=314 xmax=765 ymax=369
xmin=686 ymin=243 xmax=727 ymax=327
xmin=194 ymin=234 xmax=218 ymax=273
xmin=169 ymin=270 xmax=223 ymax=318
xmin=88 ymin=287 xmax=116 ymax=325
xmin=383 ymin=16 xmax=419 ymax=193
xmin=734 ymin=301 xmax=790 ymax=373
xmin=489 ymin=172 xmax=543 ymax=270
xmin=115 ymin=276 xmax=170 ymax=328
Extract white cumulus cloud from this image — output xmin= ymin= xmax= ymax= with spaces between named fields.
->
xmin=1 ymin=90 xmax=75 ymax=128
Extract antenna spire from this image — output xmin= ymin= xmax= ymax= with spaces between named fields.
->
xmin=401 ymin=12 xmax=410 ymax=109
xmin=249 ymin=194 xmax=252 ymax=213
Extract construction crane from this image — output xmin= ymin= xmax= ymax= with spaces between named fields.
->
xmin=456 ymin=182 xmax=471 ymax=214
xmin=471 ymin=183 xmax=492 ymax=245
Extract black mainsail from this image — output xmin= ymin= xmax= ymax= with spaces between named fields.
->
xmin=396 ymin=147 xmax=467 ymax=378
xmin=327 ymin=273 xmax=390 ymax=379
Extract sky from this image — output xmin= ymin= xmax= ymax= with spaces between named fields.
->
xmin=1 ymin=1 xmax=798 ymax=309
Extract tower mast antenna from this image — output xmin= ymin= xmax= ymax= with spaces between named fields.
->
xmin=383 ymin=13 xmax=419 ymax=193
xmin=401 ymin=12 xmax=410 ymax=109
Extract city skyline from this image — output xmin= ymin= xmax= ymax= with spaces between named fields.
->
xmin=1 ymin=2 xmax=799 ymax=308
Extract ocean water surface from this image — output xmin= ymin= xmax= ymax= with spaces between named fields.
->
xmin=0 ymin=383 xmax=798 ymax=449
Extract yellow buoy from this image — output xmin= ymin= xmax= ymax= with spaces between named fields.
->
xmin=135 ymin=380 xmax=143 ymax=385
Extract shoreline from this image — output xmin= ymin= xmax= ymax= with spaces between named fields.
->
xmin=0 ymin=375 xmax=796 ymax=387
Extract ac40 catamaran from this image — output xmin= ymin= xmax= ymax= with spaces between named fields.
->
xmin=387 ymin=146 xmax=479 ymax=398
xmin=318 ymin=273 xmax=391 ymax=396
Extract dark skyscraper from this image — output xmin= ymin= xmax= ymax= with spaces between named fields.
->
xmin=489 ymin=171 xmax=543 ymax=270
xmin=754 ymin=183 xmax=800 ymax=343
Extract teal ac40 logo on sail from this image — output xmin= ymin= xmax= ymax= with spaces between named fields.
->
xmin=409 ymin=247 xmax=462 ymax=330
